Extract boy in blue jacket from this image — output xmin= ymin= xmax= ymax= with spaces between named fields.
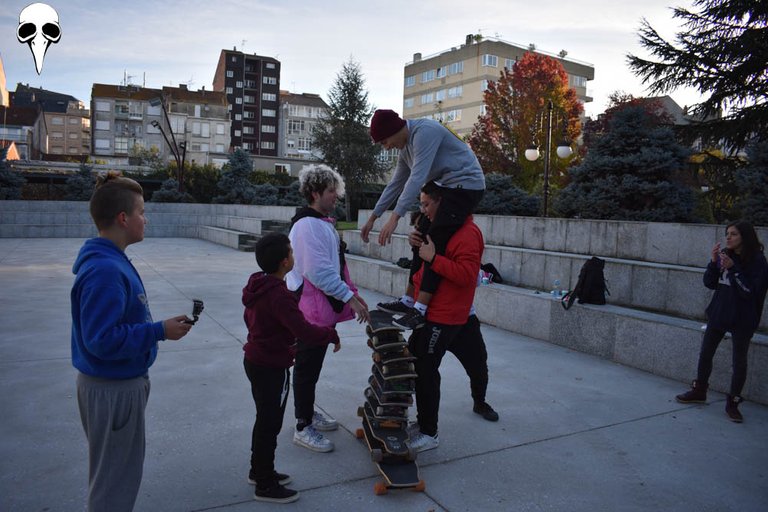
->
xmin=243 ymin=232 xmax=340 ymax=504
xmin=71 ymin=174 xmax=193 ymax=512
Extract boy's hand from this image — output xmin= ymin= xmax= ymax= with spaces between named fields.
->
xmin=361 ymin=217 xmax=376 ymax=243
xmin=348 ymin=296 xmax=370 ymax=324
xmin=418 ymin=234 xmax=436 ymax=264
xmin=378 ymin=215 xmax=400 ymax=246
xmin=163 ymin=315 xmax=193 ymax=341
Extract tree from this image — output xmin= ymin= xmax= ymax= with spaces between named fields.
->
xmin=151 ymin=179 xmax=194 ymax=203
xmin=0 ymin=150 xmax=26 ymax=199
xmin=734 ymin=141 xmax=768 ymax=225
xmin=627 ymin=0 xmax=768 ymax=152
xmin=467 ymin=52 xmax=583 ymax=194
xmin=313 ymin=58 xmax=388 ymax=220
xmin=475 ymin=173 xmax=540 ymax=216
xmin=184 ymin=163 xmax=221 ymax=204
xmin=555 ymin=104 xmax=697 ymax=222
xmin=214 ymin=149 xmax=257 ymax=204
xmin=64 ymin=163 xmax=95 ymax=200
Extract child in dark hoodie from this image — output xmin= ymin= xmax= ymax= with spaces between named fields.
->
xmin=242 ymin=232 xmax=339 ymax=504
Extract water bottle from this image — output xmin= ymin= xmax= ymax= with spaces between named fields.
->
xmin=551 ymin=279 xmax=561 ymax=298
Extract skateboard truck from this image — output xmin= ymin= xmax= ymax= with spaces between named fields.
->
xmin=183 ymin=299 xmax=204 ymax=325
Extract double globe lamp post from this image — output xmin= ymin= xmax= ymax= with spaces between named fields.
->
xmin=524 ymin=99 xmax=573 ymax=217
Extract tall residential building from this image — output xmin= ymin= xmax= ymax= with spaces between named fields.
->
xmin=0 ymin=54 xmax=9 ymax=107
xmin=278 ymin=91 xmax=328 ymax=162
xmin=213 ymin=48 xmax=280 ymax=157
xmin=91 ymin=83 xmax=230 ymax=166
xmin=402 ymin=35 xmax=595 ymax=137
xmin=12 ymin=84 xmax=90 ymax=160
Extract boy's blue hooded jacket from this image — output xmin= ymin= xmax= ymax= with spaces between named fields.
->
xmin=71 ymin=238 xmax=165 ymax=379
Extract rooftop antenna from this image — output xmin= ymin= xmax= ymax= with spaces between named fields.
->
xmin=241 ymin=39 xmax=247 ymax=52
xmin=183 ymin=75 xmax=195 ymax=87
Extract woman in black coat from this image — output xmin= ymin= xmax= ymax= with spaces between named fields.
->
xmin=676 ymin=221 xmax=768 ymax=422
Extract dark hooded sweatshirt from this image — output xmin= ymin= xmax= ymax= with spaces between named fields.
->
xmin=242 ymin=272 xmax=339 ymax=368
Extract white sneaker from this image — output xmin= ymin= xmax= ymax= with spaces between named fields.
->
xmin=409 ymin=431 xmax=439 ymax=452
xmin=293 ymin=425 xmax=334 ymax=453
xmin=312 ymin=410 xmax=338 ymax=432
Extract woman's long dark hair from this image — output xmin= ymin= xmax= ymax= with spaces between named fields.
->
xmin=726 ymin=221 xmax=764 ymax=263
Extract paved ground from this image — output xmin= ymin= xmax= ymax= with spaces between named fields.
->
xmin=1 ymin=237 xmax=767 ymax=512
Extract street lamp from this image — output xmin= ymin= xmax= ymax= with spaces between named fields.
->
xmin=524 ymin=99 xmax=573 ymax=217
xmin=149 ymin=96 xmax=186 ymax=191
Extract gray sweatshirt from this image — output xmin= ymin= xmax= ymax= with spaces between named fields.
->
xmin=372 ymin=119 xmax=485 ymax=218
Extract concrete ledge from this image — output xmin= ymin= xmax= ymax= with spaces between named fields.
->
xmin=345 ymin=253 xmax=768 ymax=404
xmin=197 ymin=226 xmax=255 ymax=250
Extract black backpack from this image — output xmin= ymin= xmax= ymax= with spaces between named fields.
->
xmin=562 ymin=257 xmax=609 ymax=310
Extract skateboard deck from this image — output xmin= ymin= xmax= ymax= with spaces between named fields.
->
xmin=374 ymin=360 xmax=417 ymax=379
xmin=372 ymin=365 xmax=415 ymax=394
xmin=367 ymin=310 xmax=405 ymax=335
xmin=358 ymin=402 xmax=409 ymax=454
xmin=357 ymin=406 xmax=423 ymax=494
xmin=365 ymin=388 xmax=409 ymax=418
xmin=367 ymin=379 xmax=413 ymax=406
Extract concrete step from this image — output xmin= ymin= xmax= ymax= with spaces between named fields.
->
xmin=198 ymin=225 xmax=256 ymax=251
xmin=344 ymin=253 xmax=768 ymax=405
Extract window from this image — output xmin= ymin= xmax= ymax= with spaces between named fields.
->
xmin=235 ymin=113 xmax=242 ymax=121
xmin=266 ymin=62 xmax=276 ymax=69
xmin=114 ymin=137 xmax=129 ymax=154
xmin=231 ymin=56 xmax=236 ymax=62
xmin=225 ymin=87 xmax=233 ymax=94
xmin=262 ymin=124 xmax=276 ymax=133
xmin=435 ymin=89 xmax=446 ymax=101
xmin=263 ymin=76 xmax=277 ymax=85
xmin=286 ymin=139 xmax=295 ymax=149
xmin=448 ymin=85 xmax=463 ymax=98
xmin=215 ymin=143 xmax=225 ymax=152
xmin=51 ymin=131 xmax=64 ymax=138
xmin=421 ymin=69 xmax=435 ymax=82
xmin=482 ymin=54 xmax=498 ymax=67
xmin=236 ymin=98 xmax=243 ymax=104
xmin=420 ymin=92 xmax=434 ymax=105
xmin=261 ymin=141 xmax=275 ymax=149
xmin=288 ymin=119 xmax=305 ymax=134
xmin=297 ymin=138 xmax=311 ymax=151
xmin=114 ymin=103 xmax=129 ymax=115
xmin=202 ymin=123 xmax=209 ymax=137
xmin=95 ymin=101 xmax=110 ymax=112
xmin=94 ymin=139 xmax=110 ymax=149
xmin=481 ymin=80 xmax=489 ymax=92
xmin=436 ymin=67 xmax=446 ymax=78
xmin=244 ymin=111 xmax=255 ymax=119
xmin=275 ymin=163 xmax=290 ymax=173
xmin=51 ymin=117 xmax=64 ymax=125
xmin=448 ymin=61 xmax=464 ymax=75
xmin=69 ymin=117 xmax=79 ymax=125
xmin=200 ymin=143 xmax=209 ymax=152
xmin=570 ymin=75 xmax=588 ymax=88
xmin=95 ymin=120 xmax=110 ymax=131
xmin=236 ymin=81 xmax=243 ymax=88
xmin=262 ymin=109 xmax=276 ymax=117
xmin=404 ymin=75 xmax=416 ymax=87
xmin=245 ymin=79 xmax=256 ymax=88
xmin=226 ymin=70 xmax=234 ymax=78
xmin=404 ymin=98 xmax=414 ymax=109
xmin=479 ymin=104 xmax=487 ymax=116
xmin=243 ymin=126 xmax=254 ymax=134
xmin=234 ymin=129 xmax=241 ymax=137
xmin=243 ymin=142 xmax=253 ymax=150
xmin=504 ymin=58 xmax=516 ymax=69
xmin=69 ymin=132 xmax=79 ymax=139
xmin=244 ymin=95 xmax=256 ymax=103
xmin=216 ymin=123 xmax=225 ymax=135
xmin=445 ymin=109 xmax=462 ymax=122
xmin=262 ymin=93 xmax=277 ymax=101
xmin=192 ymin=122 xmax=201 ymax=135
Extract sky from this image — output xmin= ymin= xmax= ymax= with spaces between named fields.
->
xmin=1 ymin=0 xmax=705 ymax=119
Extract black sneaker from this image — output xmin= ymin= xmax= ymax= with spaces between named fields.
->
xmin=254 ymin=483 xmax=299 ymax=504
xmin=378 ymin=300 xmax=414 ymax=315
xmin=473 ymin=401 xmax=499 ymax=422
xmin=393 ymin=309 xmax=426 ymax=330
xmin=249 ymin=471 xmax=291 ymax=486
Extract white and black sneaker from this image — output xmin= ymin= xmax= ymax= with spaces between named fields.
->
xmin=377 ymin=299 xmax=414 ymax=315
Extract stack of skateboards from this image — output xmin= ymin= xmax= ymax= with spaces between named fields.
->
xmin=355 ymin=310 xmax=425 ymax=495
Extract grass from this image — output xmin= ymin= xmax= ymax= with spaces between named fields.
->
xmin=336 ymin=221 xmax=357 ymax=231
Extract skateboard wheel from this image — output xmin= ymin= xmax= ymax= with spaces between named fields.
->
xmin=382 ymin=366 xmax=390 ymax=375
xmin=357 ymin=406 xmax=364 ymax=418
xmin=413 ymin=480 xmax=426 ymax=492
xmin=355 ymin=428 xmax=364 ymax=439
xmin=374 ymin=482 xmax=388 ymax=495
xmin=371 ymin=449 xmax=384 ymax=463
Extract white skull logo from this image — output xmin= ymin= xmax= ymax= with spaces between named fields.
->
xmin=17 ymin=3 xmax=61 ymax=75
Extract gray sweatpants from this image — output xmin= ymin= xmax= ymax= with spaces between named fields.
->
xmin=77 ymin=373 xmax=150 ymax=512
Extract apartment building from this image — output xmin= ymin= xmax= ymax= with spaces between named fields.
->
xmin=0 ymin=106 xmax=36 ymax=159
xmin=403 ymin=35 xmax=595 ymax=136
xmin=213 ymin=48 xmax=280 ymax=157
xmin=277 ymin=91 xmax=328 ymax=163
xmin=91 ymin=84 xmax=230 ymax=167
xmin=12 ymin=84 xmax=90 ymax=160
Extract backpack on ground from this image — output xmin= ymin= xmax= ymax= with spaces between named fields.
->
xmin=562 ymin=257 xmax=609 ymax=310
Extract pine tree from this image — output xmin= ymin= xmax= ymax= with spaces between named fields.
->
xmin=214 ymin=149 xmax=257 ymax=204
xmin=555 ymin=104 xmax=697 ymax=222
xmin=734 ymin=142 xmax=768 ymax=225
xmin=627 ymin=0 xmax=768 ymax=151
xmin=151 ymin=179 xmax=194 ymax=203
xmin=64 ymin=163 xmax=95 ymax=201
xmin=312 ymin=58 xmax=388 ymax=219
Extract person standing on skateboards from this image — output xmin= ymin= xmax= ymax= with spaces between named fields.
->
xmin=361 ymin=109 xmax=485 ymax=330
xmin=242 ymin=233 xmax=340 ymax=503
xmin=287 ymin=164 xmax=370 ymax=453
xmin=404 ymin=182 xmax=485 ymax=451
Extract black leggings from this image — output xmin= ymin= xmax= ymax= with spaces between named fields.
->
xmin=409 ymin=187 xmax=484 ymax=293
xmin=696 ymin=326 xmax=752 ymax=396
